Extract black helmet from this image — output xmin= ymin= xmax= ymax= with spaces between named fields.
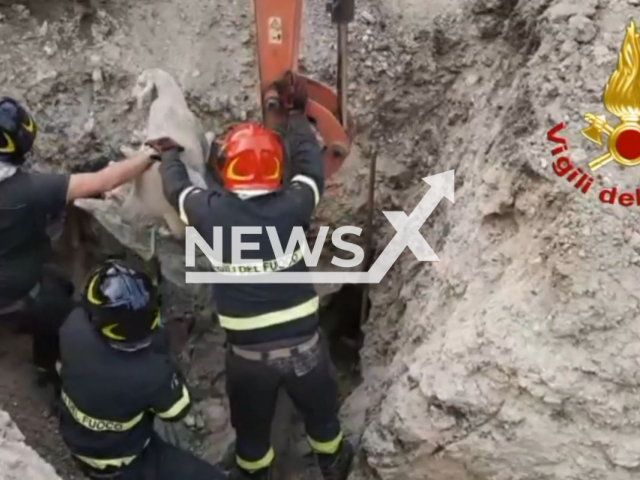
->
xmin=83 ymin=260 xmax=160 ymax=348
xmin=0 ymin=97 xmax=37 ymax=166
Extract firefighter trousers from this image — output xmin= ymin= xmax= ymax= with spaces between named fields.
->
xmin=78 ymin=434 xmax=227 ymax=480
xmin=225 ymin=330 xmax=344 ymax=473
xmin=0 ymin=266 xmax=75 ymax=374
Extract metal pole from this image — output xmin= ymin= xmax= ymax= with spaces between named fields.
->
xmin=337 ymin=23 xmax=349 ymax=127
xmin=359 ymin=149 xmax=377 ymax=327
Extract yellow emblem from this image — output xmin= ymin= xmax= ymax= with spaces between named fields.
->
xmin=102 ymin=324 xmax=126 ymax=341
xmin=0 ymin=133 xmax=15 ymax=153
xmin=582 ymin=20 xmax=640 ymax=171
xmin=22 ymin=116 xmax=35 ymax=133
xmin=227 ymin=157 xmax=255 ymax=181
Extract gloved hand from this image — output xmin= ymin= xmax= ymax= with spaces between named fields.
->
xmin=207 ymin=140 xmax=222 ymax=166
xmin=274 ymin=71 xmax=308 ymax=114
xmin=145 ymin=137 xmax=185 ymax=160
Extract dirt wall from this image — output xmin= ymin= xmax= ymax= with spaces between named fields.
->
xmin=338 ymin=1 xmax=640 ymax=479
xmin=2 ymin=1 xmax=640 ymax=480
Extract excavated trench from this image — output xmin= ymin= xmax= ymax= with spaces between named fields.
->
xmin=0 ymin=0 xmax=378 ymax=476
xmin=8 ymin=0 xmax=634 ymax=479
xmin=46 ymin=145 xmax=373 ymax=479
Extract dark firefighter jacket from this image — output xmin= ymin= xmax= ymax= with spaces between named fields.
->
xmin=58 ymin=308 xmax=191 ymax=471
xmin=159 ymin=116 xmax=324 ymax=345
xmin=0 ymin=171 xmax=69 ymax=306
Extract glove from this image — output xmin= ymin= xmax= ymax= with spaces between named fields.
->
xmin=274 ymin=71 xmax=308 ymax=114
xmin=207 ymin=140 xmax=222 ymax=167
xmin=145 ymin=137 xmax=185 ymax=160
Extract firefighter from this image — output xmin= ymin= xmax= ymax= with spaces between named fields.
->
xmin=58 ymin=259 xmax=227 ymax=480
xmin=157 ymin=74 xmax=354 ymax=480
xmin=0 ymin=97 xmax=155 ymax=386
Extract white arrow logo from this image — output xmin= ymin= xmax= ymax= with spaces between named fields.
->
xmin=367 ymin=170 xmax=454 ymax=283
xmin=186 ymin=170 xmax=455 ymax=284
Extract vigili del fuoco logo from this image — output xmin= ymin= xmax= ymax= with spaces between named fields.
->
xmin=547 ymin=20 xmax=640 ymax=206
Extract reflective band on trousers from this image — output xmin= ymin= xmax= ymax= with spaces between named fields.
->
xmin=237 ymin=447 xmax=275 ymax=472
xmin=74 ymin=439 xmax=150 ymax=470
xmin=61 ymin=391 xmax=144 ymax=432
xmin=219 ymin=296 xmax=319 ymax=331
xmin=308 ymin=431 xmax=343 ymax=454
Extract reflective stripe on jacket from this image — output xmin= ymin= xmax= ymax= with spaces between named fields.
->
xmin=59 ymin=309 xmax=191 ymax=467
xmin=160 ymin=116 xmax=325 ymax=345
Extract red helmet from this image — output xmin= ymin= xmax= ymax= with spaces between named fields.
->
xmin=219 ymin=122 xmax=284 ymax=192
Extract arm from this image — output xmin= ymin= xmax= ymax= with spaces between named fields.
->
xmin=160 ymin=149 xmax=211 ymax=225
xmin=283 ymin=114 xmax=325 ymax=209
xmin=159 ymin=148 xmax=193 ymax=211
xmin=271 ymin=71 xmax=323 ymax=203
xmin=66 ymin=147 xmax=154 ymax=202
xmin=149 ymin=360 xmax=192 ymax=422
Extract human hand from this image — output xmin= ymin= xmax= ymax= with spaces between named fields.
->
xmin=145 ymin=137 xmax=185 ymax=156
xmin=274 ymin=71 xmax=308 ymax=114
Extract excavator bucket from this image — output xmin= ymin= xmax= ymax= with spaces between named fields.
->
xmin=253 ymin=0 xmax=353 ymax=178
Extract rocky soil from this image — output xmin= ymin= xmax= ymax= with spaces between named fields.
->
xmin=0 ymin=409 xmax=62 ymax=480
xmin=2 ymin=0 xmax=640 ymax=479
xmin=342 ymin=1 xmax=640 ymax=480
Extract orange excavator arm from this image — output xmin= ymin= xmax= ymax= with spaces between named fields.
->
xmin=253 ymin=0 xmax=355 ymax=178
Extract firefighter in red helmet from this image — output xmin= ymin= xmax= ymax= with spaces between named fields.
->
xmin=157 ymin=74 xmax=353 ymax=480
